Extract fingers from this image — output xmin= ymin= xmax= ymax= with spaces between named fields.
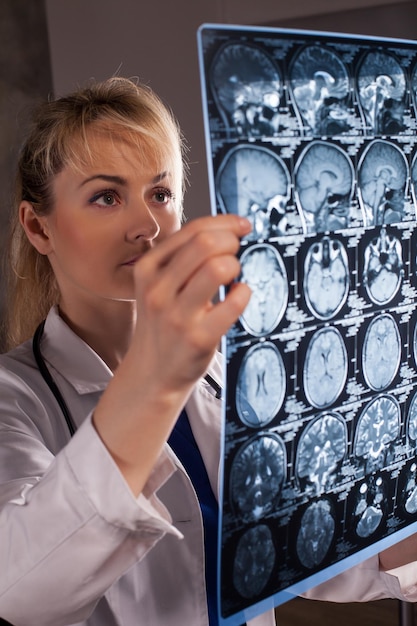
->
xmin=127 ymin=215 xmax=253 ymax=392
xmin=134 ymin=214 xmax=251 ymax=305
xmin=202 ymin=282 xmax=252 ymax=339
xmin=140 ymin=214 xmax=251 ymax=274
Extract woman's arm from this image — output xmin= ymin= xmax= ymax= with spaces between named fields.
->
xmin=379 ymin=537 xmax=417 ymax=572
xmin=93 ymin=214 xmax=252 ymax=497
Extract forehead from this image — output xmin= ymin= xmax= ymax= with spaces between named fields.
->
xmin=69 ymin=128 xmax=169 ymax=173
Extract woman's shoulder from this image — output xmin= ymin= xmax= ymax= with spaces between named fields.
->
xmin=0 ymin=338 xmax=37 ymax=381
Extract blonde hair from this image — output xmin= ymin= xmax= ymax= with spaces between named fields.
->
xmin=4 ymin=77 xmax=187 ymax=349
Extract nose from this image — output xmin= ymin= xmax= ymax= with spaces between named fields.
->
xmin=125 ymin=199 xmax=160 ymax=243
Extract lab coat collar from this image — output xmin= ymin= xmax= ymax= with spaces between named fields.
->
xmin=41 ymin=306 xmax=113 ymax=394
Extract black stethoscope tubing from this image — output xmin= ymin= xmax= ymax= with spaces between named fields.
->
xmin=32 ymin=320 xmax=222 ymax=439
xmin=33 ymin=320 xmax=77 ymax=437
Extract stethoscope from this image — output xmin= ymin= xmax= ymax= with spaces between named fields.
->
xmin=32 ymin=320 xmax=222 ymax=439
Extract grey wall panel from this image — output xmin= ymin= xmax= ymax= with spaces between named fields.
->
xmin=0 ymin=0 xmax=53 ymax=349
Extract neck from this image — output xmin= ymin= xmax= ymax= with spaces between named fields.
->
xmin=58 ymin=299 xmax=136 ymax=372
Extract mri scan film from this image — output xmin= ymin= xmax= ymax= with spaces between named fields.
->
xmin=198 ymin=24 xmax=417 ymax=625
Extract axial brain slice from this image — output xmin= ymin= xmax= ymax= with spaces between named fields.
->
xmin=407 ymin=392 xmax=417 ymax=444
xmin=354 ymin=476 xmax=385 ymax=538
xmin=304 ymin=236 xmax=349 ymax=320
xmin=354 ymin=395 xmax=400 ymax=470
xmin=230 ymin=434 xmax=286 ymax=518
xmin=232 ymin=525 xmax=276 ymax=599
xmin=362 ymin=314 xmax=401 ymax=391
xmin=363 ymin=228 xmax=404 ymax=305
xmin=236 ymin=342 xmax=286 ymax=427
xmin=296 ymin=499 xmax=335 ymax=569
xmin=303 ymin=327 xmax=348 ymax=408
xmin=239 ymin=244 xmax=288 ymax=336
xmin=403 ymin=463 xmax=417 ymax=515
xmin=296 ymin=413 xmax=347 ymax=493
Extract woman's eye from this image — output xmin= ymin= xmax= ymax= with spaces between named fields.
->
xmin=152 ymin=187 xmax=174 ymax=205
xmin=89 ymin=190 xmax=118 ymax=207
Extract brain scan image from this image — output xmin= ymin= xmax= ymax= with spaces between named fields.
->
xmin=303 ymin=236 xmax=349 ymax=320
xmin=236 ymin=342 xmax=286 ymax=427
xmin=239 ymin=244 xmax=288 ymax=336
xmin=354 ymin=476 xmax=386 ymax=538
xmin=407 ymin=392 xmax=417 ymax=447
xmin=358 ymin=140 xmax=408 ymax=227
xmin=413 ymin=324 xmax=417 ymax=369
xmin=296 ymin=412 xmax=347 ymax=494
xmin=232 ymin=525 xmax=276 ymax=599
xmin=296 ymin=499 xmax=335 ymax=569
xmin=289 ymin=45 xmax=351 ymax=136
xmin=357 ymin=50 xmax=406 ymax=135
xmin=362 ymin=314 xmax=401 ymax=392
xmin=303 ymin=327 xmax=348 ymax=409
xmin=217 ymin=145 xmax=291 ymax=241
xmin=403 ymin=463 xmax=417 ymax=515
xmin=294 ymin=141 xmax=354 ymax=233
xmin=229 ymin=434 xmax=286 ymax=519
xmin=354 ymin=395 xmax=400 ymax=472
xmin=210 ymin=42 xmax=282 ymax=138
xmin=410 ymin=151 xmax=417 ymax=219
xmin=362 ymin=228 xmax=404 ymax=305
xmin=411 ymin=62 xmax=417 ymax=124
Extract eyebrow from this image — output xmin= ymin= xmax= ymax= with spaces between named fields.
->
xmin=80 ymin=172 xmax=169 ymax=188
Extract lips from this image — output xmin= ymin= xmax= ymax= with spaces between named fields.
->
xmin=121 ymin=256 xmax=141 ymax=266
xmin=121 ymin=243 xmax=153 ymax=266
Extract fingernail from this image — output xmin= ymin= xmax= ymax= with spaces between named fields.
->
xmin=239 ymin=217 xmax=252 ymax=232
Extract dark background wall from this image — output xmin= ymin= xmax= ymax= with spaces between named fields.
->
xmin=276 ymin=0 xmax=417 ymax=34
xmin=0 ymin=0 xmax=52 ymax=345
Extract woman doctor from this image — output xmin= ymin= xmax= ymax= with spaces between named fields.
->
xmin=0 ymin=77 xmax=416 ymax=626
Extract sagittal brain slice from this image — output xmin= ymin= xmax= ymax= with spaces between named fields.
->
xmin=217 ymin=145 xmax=291 ymax=241
xmin=294 ymin=141 xmax=354 ymax=233
xmin=358 ymin=139 xmax=408 ymax=227
xmin=289 ymin=44 xmax=351 ymax=136
xmin=357 ymin=50 xmax=406 ymax=136
xmin=210 ymin=42 xmax=282 ymax=138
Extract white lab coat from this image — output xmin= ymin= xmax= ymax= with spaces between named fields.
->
xmin=0 ymin=307 xmax=414 ymax=626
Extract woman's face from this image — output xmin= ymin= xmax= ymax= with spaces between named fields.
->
xmin=41 ymin=131 xmax=182 ymax=311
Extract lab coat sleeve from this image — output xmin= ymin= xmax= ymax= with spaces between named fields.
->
xmin=303 ymin=554 xmax=417 ymax=603
xmin=0 ymin=414 xmax=181 ymax=626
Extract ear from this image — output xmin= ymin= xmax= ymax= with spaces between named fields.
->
xmin=19 ymin=201 xmax=53 ymax=255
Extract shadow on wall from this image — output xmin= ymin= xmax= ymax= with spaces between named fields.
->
xmin=271 ymin=0 xmax=417 ymax=40
xmin=0 ymin=0 xmax=53 ymax=351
